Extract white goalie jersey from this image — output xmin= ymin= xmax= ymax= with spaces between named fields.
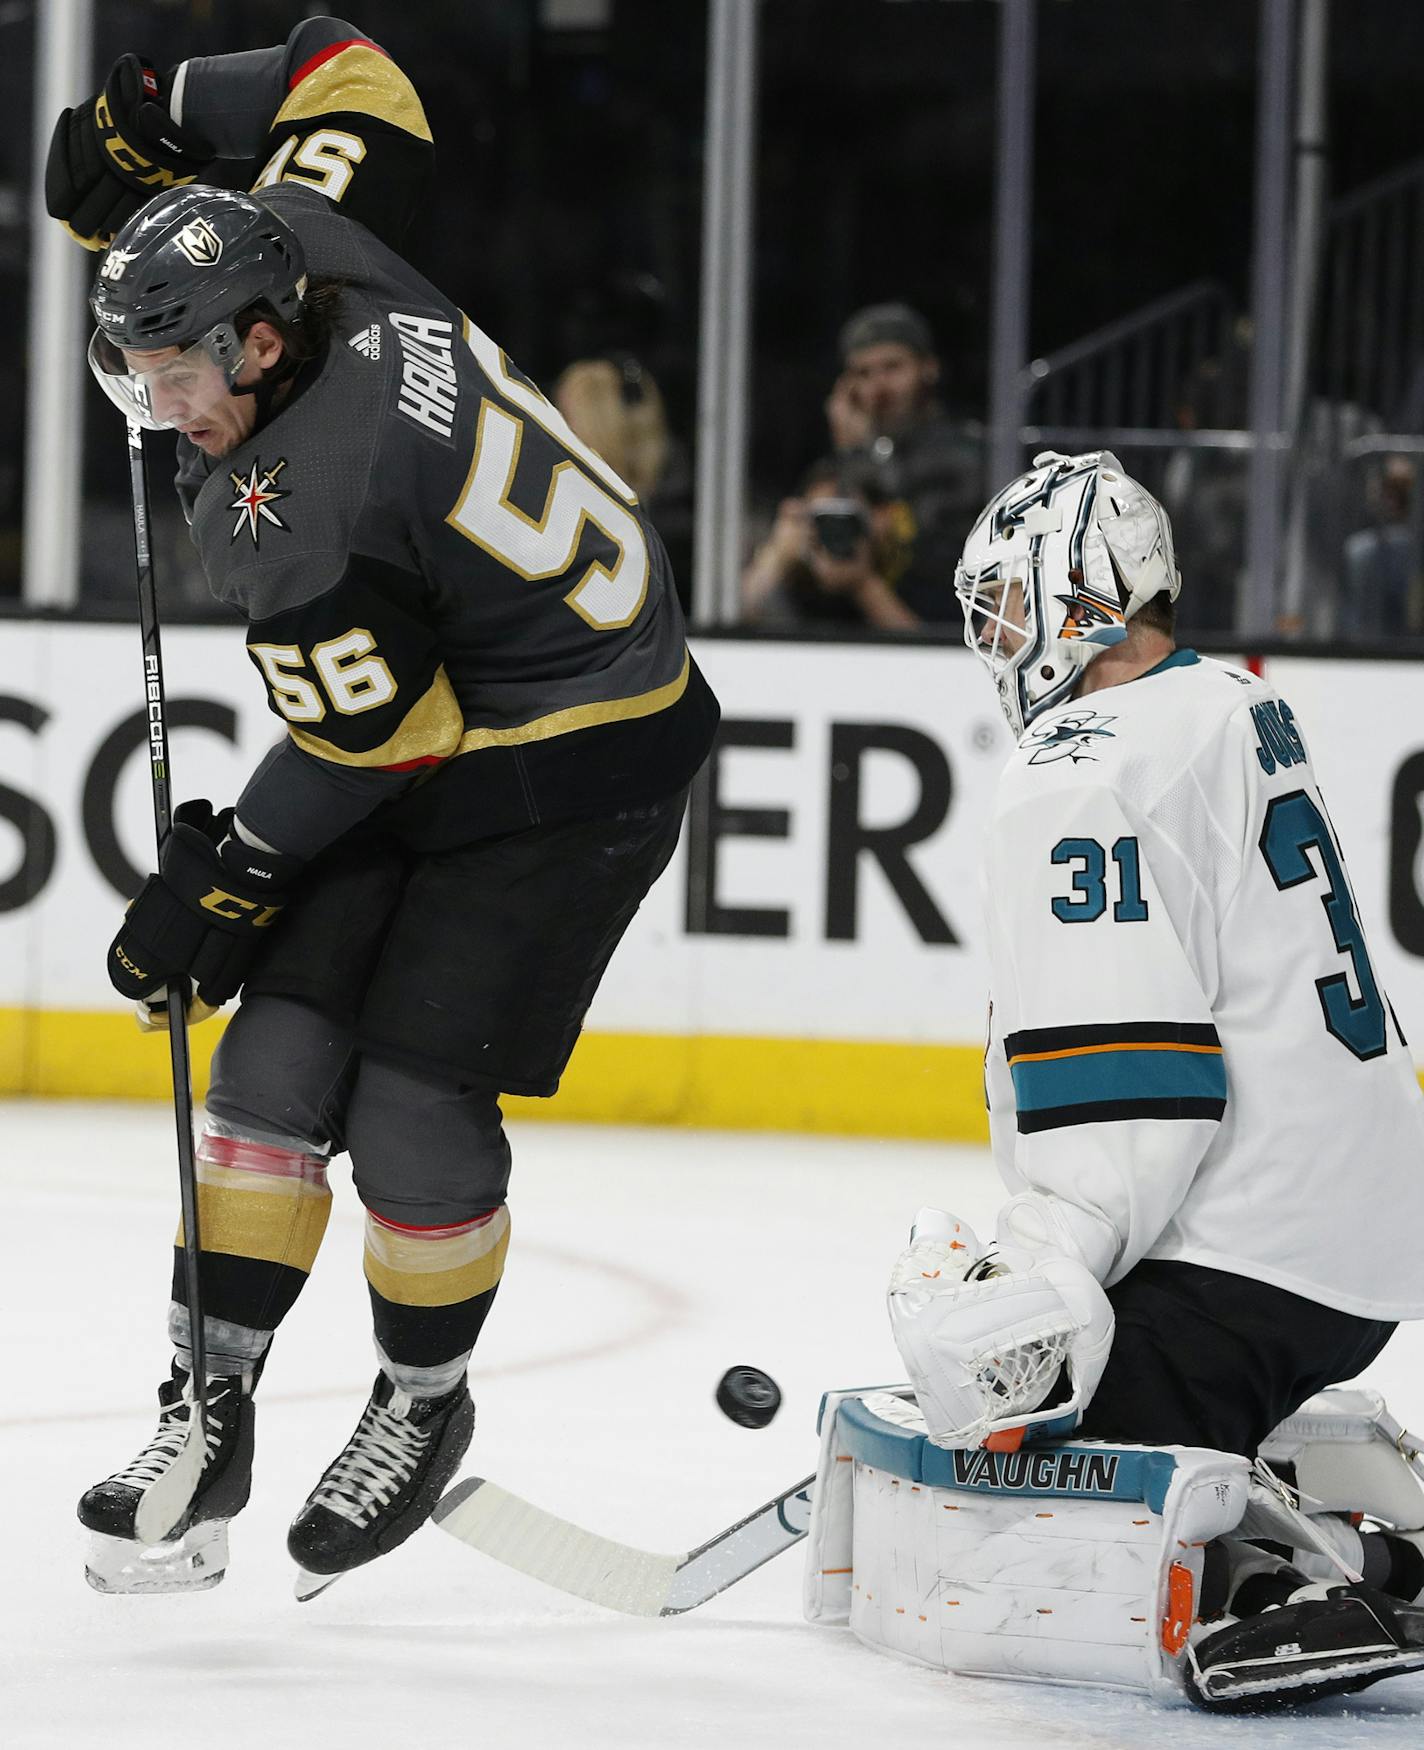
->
xmin=983 ymin=649 xmax=1424 ymax=1321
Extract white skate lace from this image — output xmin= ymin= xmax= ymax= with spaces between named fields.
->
xmin=109 ymin=1384 xmax=230 ymax=1489
xmin=311 ymin=1398 xmax=430 ymax=1528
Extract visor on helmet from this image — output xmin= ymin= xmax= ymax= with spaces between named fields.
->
xmin=87 ymin=321 xmax=246 ymax=433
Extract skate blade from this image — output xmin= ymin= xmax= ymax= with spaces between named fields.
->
xmin=293 ymin=1564 xmax=345 ymax=1603
xmin=1198 ymin=1645 xmax=1424 ymax=1702
xmin=85 ymin=1522 xmax=229 ymax=1595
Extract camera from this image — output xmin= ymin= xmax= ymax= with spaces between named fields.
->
xmin=809 ymin=498 xmax=868 ymax=560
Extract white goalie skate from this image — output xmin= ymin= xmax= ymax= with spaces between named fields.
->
xmin=79 ymin=1363 xmax=256 ymax=1595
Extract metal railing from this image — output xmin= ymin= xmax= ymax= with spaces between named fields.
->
xmin=1320 ymin=158 xmax=1424 ymax=428
xmin=1022 ymin=281 xmax=1237 ymax=434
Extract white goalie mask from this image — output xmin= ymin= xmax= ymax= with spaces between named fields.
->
xmin=955 ymin=450 xmax=1182 ymax=740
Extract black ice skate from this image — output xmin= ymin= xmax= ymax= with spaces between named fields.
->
xmin=1185 ymin=1583 xmax=1424 ymax=1712
xmin=79 ymin=1362 xmax=256 ymax=1595
xmin=287 ymin=1371 xmax=474 ymax=1600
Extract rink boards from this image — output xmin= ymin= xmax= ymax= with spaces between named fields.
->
xmin=3 ymin=622 xmax=1423 ymax=1136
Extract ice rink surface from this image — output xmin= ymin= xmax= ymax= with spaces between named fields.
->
xmin=4 ymin=1099 xmax=1422 ymax=1748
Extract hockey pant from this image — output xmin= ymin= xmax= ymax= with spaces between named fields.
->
xmin=170 ymin=994 xmax=512 ymax=1396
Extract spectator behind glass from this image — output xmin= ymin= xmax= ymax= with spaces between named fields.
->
xmin=1161 ymin=336 xmax=1251 ymax=636
xmin=825 ymin=302 xmax=985 ymax=622
xmin=554 ymin=354 xmax=693 ymax=614
xmin=554 ymin=355 xmax=670 ymax=502
xmin=742 ymin=457 xmax=919 ymax=629
xmin=1342 ymin=456 xmax=1421 ymax=638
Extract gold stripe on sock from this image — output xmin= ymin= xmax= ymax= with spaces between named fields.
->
xmin=363 ymin=1207 xmax=510 ymax=1307
xmin=177 ymin=1163 xmax=332 ymax=1273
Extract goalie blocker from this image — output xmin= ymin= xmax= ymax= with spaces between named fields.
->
xmin=803 ymin=1386 xmax=1424 ymax=1708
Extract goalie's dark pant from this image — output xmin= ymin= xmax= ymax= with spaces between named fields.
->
xmin=180 ymin=793 xmax=687 ymax=1378
xmin=1076 ymin=1259 xmax=1395 ymax=1458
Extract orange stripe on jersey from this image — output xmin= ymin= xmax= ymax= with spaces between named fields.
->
xmin=1008 ymin=1040 xmax=1224 ymax=1067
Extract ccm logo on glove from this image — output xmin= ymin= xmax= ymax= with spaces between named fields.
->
xmin=198 ymin=889 xmax=283 ymax=926
xmin=107 ymin=799 xmax=302 ymax=1011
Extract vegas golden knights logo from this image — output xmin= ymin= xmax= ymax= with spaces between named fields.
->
xmin=174 ymin=217 xmax=223 ymax=267
xmin=229 ymin=458 xmax=290 ymax=546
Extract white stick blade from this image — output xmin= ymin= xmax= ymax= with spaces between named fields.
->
xmin=133 ymin=1412 xmax=207 ymax=1545
xmin=434 ymin=1478 xmax=684 ymax=1617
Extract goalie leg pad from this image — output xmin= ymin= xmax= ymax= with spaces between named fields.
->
xmin=803 ymin=1388 xmax=1248 ymax=1694
xmin=1259 ymin=1387 xmax=1424 ymax=1530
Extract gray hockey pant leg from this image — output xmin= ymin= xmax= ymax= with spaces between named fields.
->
xmin=345 ymin=1056 xmax=513 ymax=1398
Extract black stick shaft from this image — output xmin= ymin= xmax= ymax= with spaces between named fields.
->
xmin=126 ymin=420 xmax=209 ymax=1412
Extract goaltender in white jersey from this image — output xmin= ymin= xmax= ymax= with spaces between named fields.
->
xmin=985 ymin=637 xmax=1424 ymax=1327
xmin=862 ymin=451 xmax=1424 ymax=1711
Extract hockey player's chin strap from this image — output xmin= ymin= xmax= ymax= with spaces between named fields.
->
xmin=243 ymin=355 xmax=302 ymax=431
xmin=240 ymin=344 xmax=324 ymax=435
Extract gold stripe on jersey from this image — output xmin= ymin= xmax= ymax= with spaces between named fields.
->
xmin=452 ymin=650 xmax=691 ymax=754
xmin=289 ymin=665 xmax=464 ymax=767
xmin=364 ymin=1207 xmax=511 ymax=1307
xmin=273 ymin=43 xmax=433 ymax=142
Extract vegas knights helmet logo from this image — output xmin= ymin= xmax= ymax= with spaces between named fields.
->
xmin=173 ymin=217 xmax=224 ymax=268
xmin=229 ymin=458 xmax=290 ymax=545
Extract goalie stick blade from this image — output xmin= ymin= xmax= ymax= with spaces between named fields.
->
xmin=433 ymin=1472 xmax=816 ymax=1617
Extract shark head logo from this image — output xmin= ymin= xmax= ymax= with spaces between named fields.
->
xmin=1024 ymin=710 xmax=1119 ymax=766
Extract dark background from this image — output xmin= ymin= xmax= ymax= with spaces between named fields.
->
xmin=2 ymin=0 xmax=1423 ymax=607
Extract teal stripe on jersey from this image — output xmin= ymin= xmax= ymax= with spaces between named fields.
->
xmin=1010 ymin=1045 xmax=1227 ymax=1113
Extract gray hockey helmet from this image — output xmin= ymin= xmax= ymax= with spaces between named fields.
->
xmin=88 ymin=185 xmax=308 ymax=430
xmin=90 ymin=184 xmax=306 ymax=351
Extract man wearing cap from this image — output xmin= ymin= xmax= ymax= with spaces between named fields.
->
xmin=827 ymin=301 xmax=986 ymax=623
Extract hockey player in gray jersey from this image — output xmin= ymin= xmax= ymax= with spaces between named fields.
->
xmin=877 ymin=450 xmax=1424 ymax=1708
xmin=47 ymin=18 xmax=717 ymax=1597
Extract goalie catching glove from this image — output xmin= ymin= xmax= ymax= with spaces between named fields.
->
xmin=45 ymin=55 xmax=213 ymax=250
xmin=887 ymin=1207 xmax=1115 ymax=1448
xmin=109 ymin=801 xmax=302 ymax=1016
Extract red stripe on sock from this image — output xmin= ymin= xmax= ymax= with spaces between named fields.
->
xmin=367 ymin=1209 xmax=498 ymax=1238
xmin=288 ymin=37 xmax=390 ymax=90
xmin=197 ymin=1131 xmax=326 ymax=1183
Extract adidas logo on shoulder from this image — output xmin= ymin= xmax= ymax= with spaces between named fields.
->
xmin=348 ymin=324 xmax=383 ymax=360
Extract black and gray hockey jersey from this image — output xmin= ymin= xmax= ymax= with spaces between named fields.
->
xmin=165 ymin=16 xmax=717 ymax=856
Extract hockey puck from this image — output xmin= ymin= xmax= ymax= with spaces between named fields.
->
xmin=716 ymin=1365 xmax=782 ymax=1429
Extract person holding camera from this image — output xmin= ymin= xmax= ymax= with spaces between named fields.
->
xmin=826 ymin=301 xmax=985 ymax=622
xmin=742 ymin=458 xmax=919 ymax=629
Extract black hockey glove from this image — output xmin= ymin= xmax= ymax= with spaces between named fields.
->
xmin=45 ymin=54 xmax=214 ymax=251
xmin=109 ymin=801 xmax=303 ymax=1013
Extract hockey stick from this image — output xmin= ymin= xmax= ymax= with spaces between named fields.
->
xmin=432 ymin=1471 xmax=816 ymax=1616
xmin=125 ymin=419 xmax=210 ymax=1545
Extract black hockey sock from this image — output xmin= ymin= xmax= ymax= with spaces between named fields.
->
xmin=171 ymin=1129 xmax=333 ymax=1340
xmin=363 ymin=1205 xmax=509 ymax=1374
xmin=1362 ymin=1530 xmax=1424 ymax=1603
